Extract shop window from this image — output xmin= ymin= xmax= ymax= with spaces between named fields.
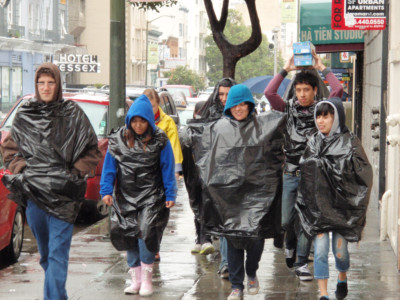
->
xmin=0 ymin=67 xmax=10 ymax=112
xmin=12 ymin=67 xmax=22 ymax=103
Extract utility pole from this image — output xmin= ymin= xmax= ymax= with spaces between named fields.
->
xmin=109 ymin=0 xmax=126 ymax=132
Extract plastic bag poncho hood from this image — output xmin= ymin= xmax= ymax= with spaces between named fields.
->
xmin=197 ymin=77 xmax=236 ymax=119
xmin=223 ymin=84 xmax=255 ymax=119
xmin=296 ymin=98 xmax=372 ymax=242
xmin=34 ymin=62 xmax=63 ymax=102
xmin=2 ymin=98 xmax=99 ymax=223
xmin=314 ymin=97 xmax=348 ymax=135
xmin=192 ymin=111 xmax=287 ymax=249
xmin=125 ymin=94 xmax=156 ymax=132
xmin=108 ymin=96 xmax=170 ymax=252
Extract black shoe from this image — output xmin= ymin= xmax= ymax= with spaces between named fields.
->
xmin=284 ymin=248 xmax=296 ymax=269
xmin=319 ymin=297 xmax=329 ymax=300
xmin=335 ymin=281 xmax=348 ymax=299
xmin=295 ymin=264 xmax=313 ymax=281
xmin=273 ymin=233 xmax=284 ymax=249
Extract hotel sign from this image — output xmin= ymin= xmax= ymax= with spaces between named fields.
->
xmin=54 ymin=54 xmax=101 ymax=73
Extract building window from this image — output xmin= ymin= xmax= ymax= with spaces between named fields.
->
xmin=179 ymin=23 xmax=184 ymax=37
xmin=7 ymin=1 xmax=13 ymax=29
xmin=80 ymin=0 xmax=85 ymax=15
xmin=46 ymin=7 xmax=50 ymax=30
xmin=0 ymin=67 xmax=21 ymax=113
xmin=28 ymin=4 xmax=34 ymax=32
xmin=12 ymin=67 xmax=22 ymax=103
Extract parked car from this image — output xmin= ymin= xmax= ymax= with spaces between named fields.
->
xmin=160 ymin=85 xmax=197 ymax=98
xmin=158 ymin=91 xmax=181 ymax=127
xmin=177 ymin=103 xmax=195 ymax=128
xmin=197 ymin=86 xmax=214 ymax=101
xmin=0 ymin=148 xmax=24 ymax=264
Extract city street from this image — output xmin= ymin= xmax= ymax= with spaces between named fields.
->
xmin=0 ymin=179 xmax=400 ymax=300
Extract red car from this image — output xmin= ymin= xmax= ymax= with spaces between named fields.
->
xmin=0 ymin=150 xmax=24 ymax=263
xmin=0 ymin=93 xmax=132 ymax=223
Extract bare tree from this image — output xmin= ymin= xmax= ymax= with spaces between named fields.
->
xmin=204 ymin=0 xmax=262 ymax=79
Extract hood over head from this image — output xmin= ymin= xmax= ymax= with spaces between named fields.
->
xmin=197 ymin=77 xmax=236 ymax=119
xmin=223 ymin=84 xmax=255 ymax=119
xmin=125 ymin=94 xmax=156 ymax=132
xmin=34 ymin=62 xmax=63 ymax=102
xmin=314 ymin=97 xmax=348 ymax=136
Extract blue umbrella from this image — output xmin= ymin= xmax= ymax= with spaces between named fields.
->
xmin=242 ymin=75 xmax=291 ymax=96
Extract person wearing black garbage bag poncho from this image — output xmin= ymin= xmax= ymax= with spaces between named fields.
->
xmin=191 ymin=84 xmax=286 ymax=300
xmin=100 ymin=94 xmax=176 ymax=297
xmin=264 ymin=51 xmax=343 ymax=280
xmin=0 ymin=63 xmax=102 ymax=300
xmin=296 ymin=98 xmax=372 ymax=300
xmin=180 ymin=78 xmax=235 ymax=280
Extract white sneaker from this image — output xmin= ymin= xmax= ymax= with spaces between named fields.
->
xmin=247 ymin=276 xmax=260 ymax=295
xmin=191 ymin=244 xmax=201 ymax=253
xmin=295 ymin=264 xmax=313 ymax=281
xmin=200 ymin=242 xmax=215 ymax=255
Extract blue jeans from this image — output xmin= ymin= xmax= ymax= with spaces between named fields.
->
xmin=227 ymin=239 xmax=265 ymax=291
xmin=282 ymin=172 xmax=311 ymax=267
xmin=26 ymin=200 xmax=74 ymax=300
xmin=219 ymin=237 xmax=228 ymax=270
xmin=314 ymin=232 xmax=350 ymax=279
xmin=127 ymin=238 xmax=157 ymax=267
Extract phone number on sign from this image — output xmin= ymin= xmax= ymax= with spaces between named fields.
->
xmin=356 ymin=18 xmax=385 ymax=25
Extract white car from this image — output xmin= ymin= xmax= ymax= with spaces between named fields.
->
xmin=197 ymin=87 xmax=214 ymax=101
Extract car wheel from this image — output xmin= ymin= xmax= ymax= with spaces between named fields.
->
xmin=3 ymin=206 xmax=24 ymax=263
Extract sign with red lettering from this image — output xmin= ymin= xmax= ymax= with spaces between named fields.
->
xmin=332 ymin=0 xmax=386 ymax=30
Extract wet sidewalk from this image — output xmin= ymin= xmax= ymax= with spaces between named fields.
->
xmin=1 ymin=180 xmax=400 ymax=300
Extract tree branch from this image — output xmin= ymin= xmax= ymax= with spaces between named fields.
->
xmin=220 ymin=0 xmax=229 ymax=29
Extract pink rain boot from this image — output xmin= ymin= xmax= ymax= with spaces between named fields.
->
xmin=124 ymin=266 xmax=141 ymax=294
xmin=139 ymin=262 xmax=154 ymax=296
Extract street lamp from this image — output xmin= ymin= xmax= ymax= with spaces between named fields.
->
xmin=272 ymin=26 xmax=280 ymax=76
xmin=145 ymin=15 xmax=175 ymax=86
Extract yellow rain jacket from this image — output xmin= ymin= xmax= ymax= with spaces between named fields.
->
xmin=156 ymin=107 xmax=183 ymax=172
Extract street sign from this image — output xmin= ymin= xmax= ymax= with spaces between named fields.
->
xmin=332 ymin=0 xmax=387 ymax=30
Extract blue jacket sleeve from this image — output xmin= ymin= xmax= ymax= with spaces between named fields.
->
xmin=160 ymin=140 xmax=177 ymax=202
xmin=100 ymin=150 xmax=117 ymax=198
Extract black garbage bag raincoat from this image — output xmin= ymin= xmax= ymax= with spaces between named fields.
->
xmin=1 ymin=63 xmax=101 ymax=224
xmin=102 ymin=95 xmax=176 ymax=252
xmin=190 ymin=94 xmax=286 ymax=249
xmin=180 ymin=78 xmax=236 ymax=221
xmin=296 ymin=98 xmax=373 ymax=242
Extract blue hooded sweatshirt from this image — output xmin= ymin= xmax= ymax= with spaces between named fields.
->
xmin=100 ymin=94 xmax=176 ymax=202
xmin=223 ymin=84 xmax=255 ymax=119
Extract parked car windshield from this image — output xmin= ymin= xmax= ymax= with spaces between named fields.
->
xmin=165 ymin=87 xmax=191 ymax=97
xmin=75 ymin=102 xmax=108 ymax=137
xmin=1 ymin=98 xmax=31 ymax=129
